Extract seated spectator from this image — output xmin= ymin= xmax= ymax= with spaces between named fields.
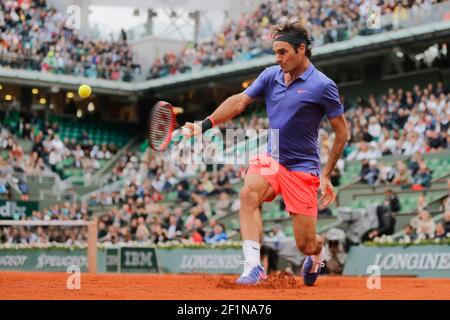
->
xmin=360 ymin=159 xmax=380 ymax=185
xmin=408 ymin=153 xmax=422 ymax=177
xmin=359 ymin=159 xmax=370 ymax=182
xmin=400 ymin=223 xmax=416 ymax=242
xmin=412 ymin=163 xmax=432 ymax=189
xmin=214 ymin=192 xmax=231 ymax=217
xmin=415 ymin=210 xmax=436 ymax=240
xmin=9 ymin=143 xmax=24 ymax=162
xmin=205 ymin=219 xmax=218 ymax=237
xmin=261 ymin=224 xmax=288 ymax=274
xmin=264 ymin=224 xmax=287 ymax=245
xmin=166 ymin=214 xmax=182 ymax=240
xmin=16 ymin=178 xmax=29 ymax=201
xmin=402 ymin=132 xmax=424 ymax=155
xmin=435 ymin=223 xmax=447 ymax=239
xmin=135 ymin=216 xmax=150 ymax=242
xmin=379 ymin=129 xmax=398 ymax=155
xmin=24 ymin=151 xmax=44 ymax=176
xmin=205 ymin=223 xmax=228 ymax=244
xmin=348 ymin=142 xmax=377 ymax=161
xmin=97 ymin=143 xmax=112 ymax=160
xmin=175 ymin=184 xmax=190 ymax=202
xmin=378 ymin=161 xmax=396 ymax=184
xmin=97 ymin=221 xmax=109 ymax=242
xmin=188 ymin=192 xmax=209 ymax=224
xmin=361 ymin=205 xmax=396 ymax=242
xmin=150 ymin=223 xmax=168 ymax=244
xmin=0 ymin=176 xmax=9 ymax=196
xmin=426 ymin=130 xmax=447 ymax=151
xmin=190 ymin=218 xmax=206 ymax=243
xmin=392 ymin=161 xmax=411 ymax=185
xmin=443 ymin=211 xmax=450 ymax=234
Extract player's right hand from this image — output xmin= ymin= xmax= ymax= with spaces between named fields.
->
xmin=181 ymin=122 xmax=202 ymax=138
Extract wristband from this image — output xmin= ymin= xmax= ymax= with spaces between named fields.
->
xmin=201 ymin=116 xmax=214 ymax=133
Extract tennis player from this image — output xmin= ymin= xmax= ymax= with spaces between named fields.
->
xmin=182 ymin=21 xmax=348 ymax=286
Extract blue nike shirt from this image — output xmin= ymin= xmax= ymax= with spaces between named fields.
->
xmin=244 ymin=63 xmax=344 ymax=176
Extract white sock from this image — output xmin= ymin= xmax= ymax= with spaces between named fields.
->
xmin=242 ymin=240 xmax=261 ymax=266
xmin=312 ymin=246 xmax=325 ymax=262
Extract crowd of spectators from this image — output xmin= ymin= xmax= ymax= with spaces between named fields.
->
xmin=1 ymin=121 xmax=42 ymax=200
xmin=1 ymin=110 xmax=118 ymax=185
xmin=399 ymin=179 xmax=450 ymax=241
xmin=318 ymin=81 xmax=450 ymax=188
xmin=401 ymin=210 xmax=450 ymax=241
xmin=0 ymin=225 xmax=88 ymax=245
xmin=146 ymin=0 xmax=445 ymax=79
xmin=1 ymin=110 xmax=252 ymax=245
xmin=0 ymin=0 xmax=141 ymax=81
xmin=0 ymin=113 xmax=271 ymax=245
xmin=89 ymin=141 xmax=248 ymax=244
xmin=344 ymin=82 xmax=449 ymax=159
xmin=0 ymin=0 xmax=446 ymax=82
xmin=0 ymin=201 xmax=91 ymax=245
xmin=2 ymin=78 xmax=450 ymax=250
xmin=356 ymin=154 xmax=434 ymax=189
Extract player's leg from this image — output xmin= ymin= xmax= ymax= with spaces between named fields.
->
xmin=239 ymin=173 xmax=275 ymax=242
xmin=291 ymin=214 xmax=322 ymax=255
xmin=290 ymin=214 xmax=325 ymax=286
xmin=277 ymin=170 xmax=324 ymax=286
xmin=236 ymin=173 xmax=276 ymax=284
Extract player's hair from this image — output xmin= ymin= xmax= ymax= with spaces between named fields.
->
xmin=271 ymin=21 xmax=312 ymax=58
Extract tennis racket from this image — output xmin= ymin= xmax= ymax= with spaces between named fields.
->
xmin=148 ymin=100 xmax=190 ymax=151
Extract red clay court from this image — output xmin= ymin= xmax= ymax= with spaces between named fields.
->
xmin=1 ymin=272 xmax=449 ymax=300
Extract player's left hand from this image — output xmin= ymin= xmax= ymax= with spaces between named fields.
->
xmin=319 ymin=175 xmax=336 ymax=207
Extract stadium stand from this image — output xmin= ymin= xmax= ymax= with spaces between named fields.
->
xmin=1 ymin=1 xmax=450 ymax=278
xmin=0 ymin=0 xmax=141 ymax=81
xmin=1 ymin=0 xmax=446 ymax=81
xmin=1 ymin=77 xmax=450 ymax=248
xmin=145 ymin=0 xmax=447 ymax=79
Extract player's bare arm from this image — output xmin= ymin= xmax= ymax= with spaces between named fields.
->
xmin=320 ymin=114 xmax=348 ymax=206
xmin=182 ymin=93 xmax=254 ymax=137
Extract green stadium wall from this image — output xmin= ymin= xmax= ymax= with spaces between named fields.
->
xmin=344 ymin=245 xmax=450 ymax=278
xmin=0 ymin=247 xmax=243 ymax=274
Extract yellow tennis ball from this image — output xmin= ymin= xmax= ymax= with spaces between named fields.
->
xmin=78 ymin=84 xmax=91 ymax=99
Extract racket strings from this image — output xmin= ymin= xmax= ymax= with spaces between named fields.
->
xmin=149 ymin=104 xmax=173 ymax=150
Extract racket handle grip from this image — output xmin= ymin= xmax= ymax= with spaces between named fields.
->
xmin=181 ymin=127 xmax=191 ymax=135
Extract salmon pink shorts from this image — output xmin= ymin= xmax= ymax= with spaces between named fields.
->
xmin=246 ymin=154 xmax=320 ymax=217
